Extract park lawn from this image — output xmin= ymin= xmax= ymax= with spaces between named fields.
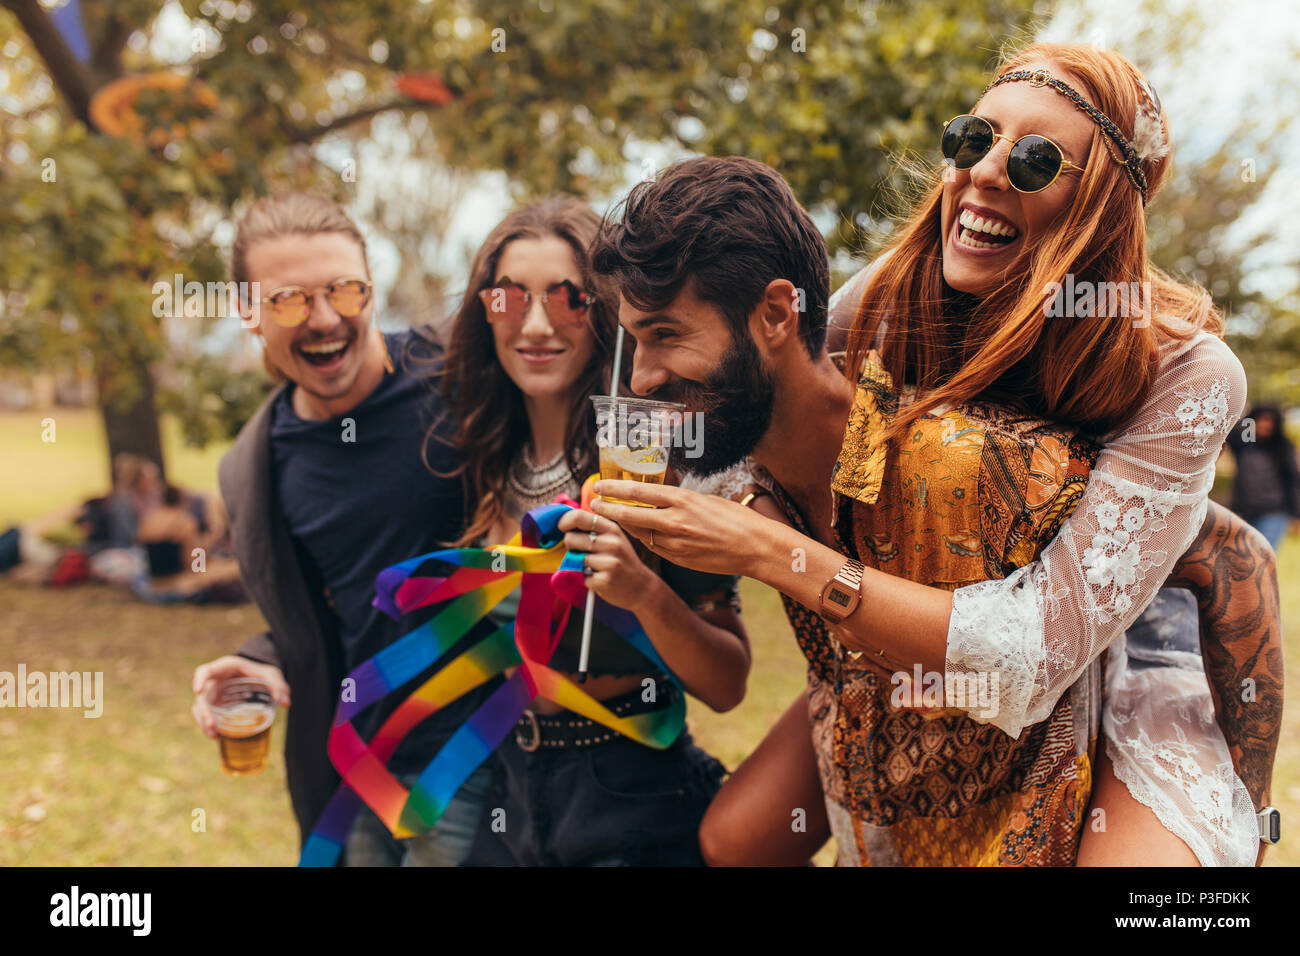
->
xmin=0 ymin=408 xmax=228 ymax=527
xmin=0 ymin=583 xmax=296 ymax=865
xmin=0 ymin=575 xmax=820 ymax=866
xmin=0 ymin=407 xmax=1295 ymax=866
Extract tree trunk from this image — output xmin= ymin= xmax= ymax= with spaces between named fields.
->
xmin=97 ymin=358 xmax=166 ymax=484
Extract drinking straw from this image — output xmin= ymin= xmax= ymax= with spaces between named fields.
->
xmin=577 ymin=325 xmax=625 ymax=682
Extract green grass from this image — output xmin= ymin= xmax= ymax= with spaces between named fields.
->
xmin=1269 ymin=541 xmax=1300 ymax=866
xmin=0 ymin=584 xmax=295 ymax=865
xmin=0 ymin=408 xmax=1295 ymax=866
xmin=0 ymin=408 xmax=229 ymax=527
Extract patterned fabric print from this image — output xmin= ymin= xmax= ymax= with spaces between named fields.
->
xmin=810 ymin=670 xmax=1088 ymax=867
xmin=794 ymin=350 xmax=1103 ymax=865
xmin=974 ymin=409 xmax=1100 ymax=580
xmin=1074 ymin=474 xmax=1187 ymax=624
xmin=746 ymin=453 xmax=846 ymax=687
xmin=780 ymin=591 xmax=840 ymax=686
xmin=828 ymin=348 xmax=898 ymax=506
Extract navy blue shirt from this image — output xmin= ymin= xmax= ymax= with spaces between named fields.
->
xmin=270 ymin=329 xmax=494 ymax=772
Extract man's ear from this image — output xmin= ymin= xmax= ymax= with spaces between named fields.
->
xmin=751 ymin=278 xmax=801 ymax=351
xmin=240 ymin=299 xmax=262 ymax=336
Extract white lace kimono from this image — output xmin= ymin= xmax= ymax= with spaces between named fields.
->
xmin=827 ymin=264 xmax=1257 ymax=867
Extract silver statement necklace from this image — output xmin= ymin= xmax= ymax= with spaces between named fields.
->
xmin=507 ymin=443 xmax=579 ymax=511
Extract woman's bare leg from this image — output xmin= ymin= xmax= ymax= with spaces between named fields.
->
xmin=699 ymin=688 xmax=830 ymax=866
xmin=1076 ymin=742 xmax=1200 ymax=866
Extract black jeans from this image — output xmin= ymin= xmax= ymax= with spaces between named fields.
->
xmin=464 ymin=729 xmax=726 ymax=866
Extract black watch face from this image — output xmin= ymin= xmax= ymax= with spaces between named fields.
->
xmin=1262 ymin=808 xmax=1281 ymax=844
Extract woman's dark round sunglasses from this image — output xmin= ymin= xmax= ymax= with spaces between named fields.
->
xmin=940 ymin=114 xmax=1086 ymax=193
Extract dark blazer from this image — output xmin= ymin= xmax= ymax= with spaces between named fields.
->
xmin=219 ymin=384 xmax=346 ymax=849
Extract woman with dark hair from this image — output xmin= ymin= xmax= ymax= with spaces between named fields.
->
xmin=1227 ymin=404 xmax=1300 ymax=550
xmin=429 ymin=196 xmax=753 ymax=866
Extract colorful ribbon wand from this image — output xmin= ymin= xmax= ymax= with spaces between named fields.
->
xmin=298 ymin=499 xmax=684 ymax=866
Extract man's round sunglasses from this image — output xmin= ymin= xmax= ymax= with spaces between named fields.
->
xmin=940 ymin=114 xmax=1086 ymax=193
xmin=477 ymin=278 xmax=592 ymax=327
xmin=257 ymin=277 xmax=372 ymax=327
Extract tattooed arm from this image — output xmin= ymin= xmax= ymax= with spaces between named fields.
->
xmin=1165 ymin=500 xmax=1284 ymax=815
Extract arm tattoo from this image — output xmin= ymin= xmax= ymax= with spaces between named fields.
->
xmin=1165 ymin=501 xmax=1284 ymax=810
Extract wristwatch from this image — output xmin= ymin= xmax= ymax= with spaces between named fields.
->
xmin=1258 ymin=806 xmax=1281 ymax=845
xmin=819 ymin=558 xmax=865 ymax=623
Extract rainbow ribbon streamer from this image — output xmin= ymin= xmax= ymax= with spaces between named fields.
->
xmin=298 ymin=498 xmax=685 ymax=866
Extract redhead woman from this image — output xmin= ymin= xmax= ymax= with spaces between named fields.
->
xmin=590 ymin=45 xmax=1280 ymax=866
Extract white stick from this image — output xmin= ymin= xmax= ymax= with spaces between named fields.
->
xmin=577 ymin=325 xmax=625 ymax=681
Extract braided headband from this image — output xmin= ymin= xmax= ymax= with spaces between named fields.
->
xmin=983 ymin=68 xmax=1163 ymax=205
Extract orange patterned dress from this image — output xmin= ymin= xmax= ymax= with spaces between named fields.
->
xmin=751 ymin=350 xmax=1105 ymax=865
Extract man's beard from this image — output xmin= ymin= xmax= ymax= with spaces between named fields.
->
xmin=654 ymin=330 xmax=776 ymax=477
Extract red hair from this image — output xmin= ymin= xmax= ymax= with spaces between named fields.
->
xmin=846 ymin=42 xmax=1220 ymax=444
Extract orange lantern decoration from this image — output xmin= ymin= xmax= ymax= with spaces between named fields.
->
xmin=89 ymin=73 xmax=219 ymax=142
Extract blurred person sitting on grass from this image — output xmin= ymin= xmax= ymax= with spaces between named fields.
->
xmin=106 ymin=452 xmax=161 ymax=548
xmin=138 ymin=483 xmax=199 ymax=579
xmin=131 ymin=483 xmax=246 ymax=605
xmin=0 ymin=504 xmax=75 ymax=585
xmin=0 ymin=453 xmax=161 ymax=587
xmin=85 ymin=452 xmax=163 ymax=587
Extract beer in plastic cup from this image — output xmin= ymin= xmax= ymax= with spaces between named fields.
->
xmin=212 ymin=678 xmax=275 ymax=776
xmin=590 ymin=396 xmax=683 ymax=507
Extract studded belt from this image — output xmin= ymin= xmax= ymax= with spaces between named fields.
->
xmin=513 ymin=683 xmax=675 ymax=752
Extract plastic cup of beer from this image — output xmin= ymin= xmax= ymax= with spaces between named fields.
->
xmin=590 ymin=395 xmax=683 ymax=507
xmin=212 ymin=678 xmax=275 ymax=776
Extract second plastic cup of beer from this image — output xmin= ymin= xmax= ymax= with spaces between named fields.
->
xmin=211 ymin=678 xmax=275 ymax=776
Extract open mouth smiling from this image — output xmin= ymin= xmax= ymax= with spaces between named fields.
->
xmin=297 ymin=335 xmax=353 ymax=368
xmin=953 ymin=203 xmax=1021 ymax=251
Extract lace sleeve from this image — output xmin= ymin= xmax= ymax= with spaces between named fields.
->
xmin=946 ymin=332 xmax=1248 ymax=738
